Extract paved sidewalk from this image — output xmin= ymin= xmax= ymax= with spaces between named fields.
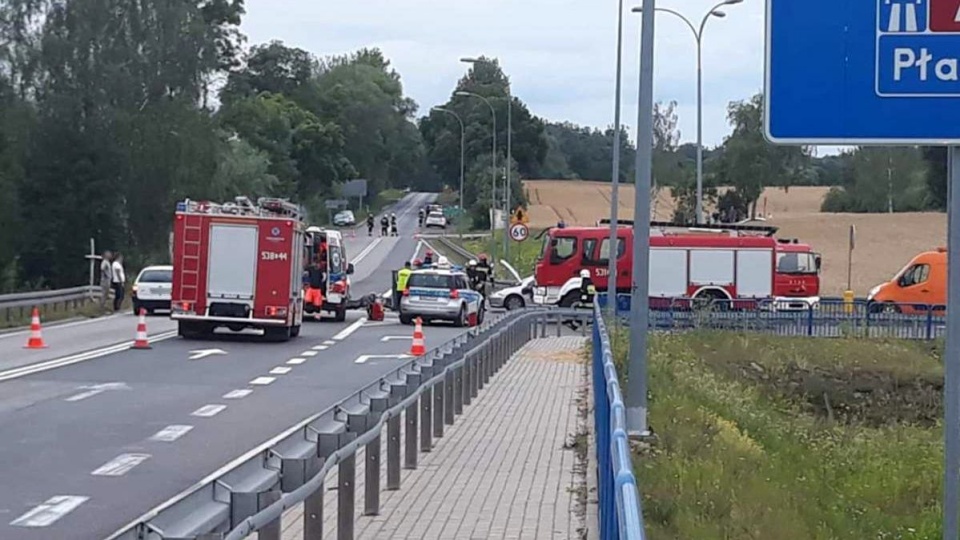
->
xmin=272 ymin=336 xmax=590 ymax=540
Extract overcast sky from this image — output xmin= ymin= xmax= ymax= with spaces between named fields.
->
xmin=240 ymin=1 xmax=819 ymax=152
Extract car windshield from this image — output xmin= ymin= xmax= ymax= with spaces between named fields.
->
xmin=776 ymin=252 xmax=818 ymax=274
xmin=139 ymin=269 xmax=172 ymax=283
xmin=408 ymin=273 xmax=457 ymax=289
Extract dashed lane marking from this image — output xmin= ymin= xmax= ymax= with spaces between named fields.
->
xmin=300 ymin=351 xmax=318 ymax=357
xmin=10 ymin=496 xmax=89 ymax=527
xmin=287 ymin=358 xmax=306 ymax=365
xmin=191 ymin=404 xmax=227 ymax=418
xmin=91 ymin=453 xmax=150 ymax=476
xmin=269 ymin=366 xmax=292 ymax=375
xmin=312 ymin=345 xmax=328 ymax=351
xmin=322 ymin=340 xmax=336 ymax=346
xmin=223 ymin=389 xmax=253 ymax=399
xmin=250 ymin=376 xmax=275 ymax=386
xmin=149 ymin=425 xmax=193 ymax=442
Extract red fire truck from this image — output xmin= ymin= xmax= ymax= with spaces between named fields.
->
xmin=532 ymin=221 xmax=821 ymax=310
xmin=171 ymin=196 xmax=307 ymax=341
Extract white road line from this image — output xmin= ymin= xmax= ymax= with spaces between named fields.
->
xmin=269 ymin=366 xmax=292 ymax=375
xmin=322 ymin=340 xmax=336 ymax=346
xmin=333 ymin=317 xmax=367 ymax=340
xmin=312 ymin=345 xmax=328 ymax=351
xmin=64 ymin=389 xmax=106 ymax=402
xmin=301 ymin=351 xmax=318 ymax=357
xmin=0 ymin=314 xmax=120 ymax=340
xmin=191 ymin=404 xmax=227 ymax=418
xmin=351 ymin=237 xmax=383 ymax=265
xmin=0 ymin=330 xmax=178 ymax=383
xmin=354 ymin=353 xmax=411 ymax=365
xmin=91 ymin=453 xmax=150 ymax=476
xmin=149 ymin=425 xmax=193 ymax=442
xmin=223 ymin=389 xmax=253 ymax=399
xmin=10 ymin=496 xmax=89 ymax=527
xmin=287 ymin=358 xmax=307 ymax=365
xmin=250 ymin=376 xmax=275 ymax=386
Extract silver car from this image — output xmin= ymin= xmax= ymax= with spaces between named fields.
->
xmin=399 ymin=269 xmax=484 ymax=326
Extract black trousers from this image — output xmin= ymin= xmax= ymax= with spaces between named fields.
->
xmin=112 ymin=282 xmax=124 ymax=311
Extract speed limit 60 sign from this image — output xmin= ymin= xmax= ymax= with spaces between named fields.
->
xmin=509 ymin=223 xmax=529 ymax=242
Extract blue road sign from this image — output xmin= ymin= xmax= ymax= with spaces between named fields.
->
xmin=766 ymin=0 xmax=960 ymax=144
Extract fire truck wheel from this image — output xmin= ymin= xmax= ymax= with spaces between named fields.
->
xmin=692 ymin=290 xmax=731 ymax=311
xmin=334 ymin=305 xmax=347 ymax=322
xmin=559 ymin=291 xmax=579 ymax=308
xmin=290 ymin=324 xmax=301 ymax=338
xmin=178 ymin=321 xmax=210 ymax=340
xmin=264 ymin=326 xmax=292 ymax=342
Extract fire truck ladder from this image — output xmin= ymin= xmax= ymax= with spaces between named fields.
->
xmin=178 ymin=213 xmax=204 ymax=304
xmin=597 ymin=219 xmax=780 ymax=237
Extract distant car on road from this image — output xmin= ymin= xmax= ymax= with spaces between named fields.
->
xmin=399 ymin=268 xmax=483 ymax=326
xmin=333 ymin=210 xmax=356 ymax=226
xmin=132 ymin=265 xmax=173 ymax=315
xmin=425 ymin=211 xmax=447 ymax=229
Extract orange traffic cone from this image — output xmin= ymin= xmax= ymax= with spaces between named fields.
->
xmin=132 ymin=308 xmax=151 ymax=350
xmin=409 ymin=317 xmax=426 ymax=356
xmin=23 ymin=307 xmax=47 ymax=349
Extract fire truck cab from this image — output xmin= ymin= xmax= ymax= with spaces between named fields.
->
xmin=170 ymin=196 xmax=307 ymax=341
xmin=532 ymin=220 xmax=821 ymax=310
xmin=303 ymin=227 xmax=354 ymax=321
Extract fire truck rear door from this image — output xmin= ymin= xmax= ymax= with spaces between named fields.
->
xmin=208 ymin=223 xmax=258 ymax=300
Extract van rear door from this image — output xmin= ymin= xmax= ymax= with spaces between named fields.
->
xmin=208 ymin=223 xmax=258 ymax=300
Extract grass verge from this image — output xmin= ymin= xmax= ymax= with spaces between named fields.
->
xmin=612 ymin=331 xmax=942 ymax=539
xmin=460 ymin=229 xmax=544 ymax=277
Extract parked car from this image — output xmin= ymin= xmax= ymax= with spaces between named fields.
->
xmin=425 ymin=211 xmax=447 ymax=229
xmin=333 ymin=210 xmax=356 ymax=226
xmin=132 ymin=265 xmax=173 ymax=315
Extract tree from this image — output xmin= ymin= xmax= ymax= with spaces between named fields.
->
xmin=922 ymin=146 xmax=947 ymax=210
xmin=821 ymin=147 xmax=929 ymax=213
xmin=220 ymin=40 xmax=316 ymax=105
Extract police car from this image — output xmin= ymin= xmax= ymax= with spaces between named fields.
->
xmin=399 ymin=267 xmax=484 ymax=326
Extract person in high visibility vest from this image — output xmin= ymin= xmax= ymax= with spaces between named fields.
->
xmin=394 ymin=261 xmax=412 ymax=312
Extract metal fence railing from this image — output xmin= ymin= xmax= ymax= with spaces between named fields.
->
xmin=592 ymin=303 xmax=646 ymax=540
xmin=0 ymin=286 xmax=99 ymax=322
xmin=105 ymin=308 xmax=592 ymax=540
xmin=597 ymin=294 xmax=948 ymax=340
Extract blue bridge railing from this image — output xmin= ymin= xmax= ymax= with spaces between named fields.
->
xmin=596 ymin=293 xmax=946 ymax=340
xmin=592 ymin=303 xmax=645 ymax=540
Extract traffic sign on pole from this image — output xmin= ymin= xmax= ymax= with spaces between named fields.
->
xmin=765 ymin=0 xmax=960 ymax=144
xmin=508 ymin=223 xmax=529 ymax=242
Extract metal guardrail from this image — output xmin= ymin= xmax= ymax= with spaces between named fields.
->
xmin=433 ymin=235 xmax=476 ymax=263
xmin=0 ymin=285 xmax=99 ymax=321
xmin=105 ymin=307 xmax=592 ymax=540
xmin=592 ymin=303 xmax=646 ymax=540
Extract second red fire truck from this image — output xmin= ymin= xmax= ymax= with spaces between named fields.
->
xmin=532 ymin=220 xmax=822 ymax=310
xmin=170 ymin=196 xmax=307 ymax=341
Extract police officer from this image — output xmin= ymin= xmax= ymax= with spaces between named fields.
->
xmin=366 ymin=214 xmax=375 ymax=236
xmin=394 ymin=261 xmax=412 ymax=312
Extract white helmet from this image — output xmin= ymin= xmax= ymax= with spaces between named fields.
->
xmin=437 ymin=255 xmax=449 ymax=267
xmin=468 ymin=259 xmax=477 ymax=267
xmin=579 ymin=269 xmax=590 ymax=279
xmin=306 ymin=226 xmax=322 ymax=234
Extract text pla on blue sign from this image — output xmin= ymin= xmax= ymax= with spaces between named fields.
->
xmin=765 ymin=0 xmax=960 ymax=144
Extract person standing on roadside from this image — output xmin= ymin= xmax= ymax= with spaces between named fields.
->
xmin=111 ymin=252 xmax=126 ymax=312
xmin=99 ymin=251 xmax=113 ymax=312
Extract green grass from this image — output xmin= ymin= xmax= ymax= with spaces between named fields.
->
xmin=460 ymin=229 xmax=543 ymax=277
xmin=613 ymin=331 xmax=943 ymax=540
xmin=0 ymin=296 xmax=134 ymax=329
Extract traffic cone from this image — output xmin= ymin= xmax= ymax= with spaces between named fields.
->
xmin=132 ymin=308 xmax=152 ymax=350
xmin=409 ymin=317 xmax=426 ymax=356
xmin=23 ymin=307 xmax=47 ymax=349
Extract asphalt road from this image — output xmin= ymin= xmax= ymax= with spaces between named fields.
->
xmin=0 ymin=192 xmax=476 ymax=540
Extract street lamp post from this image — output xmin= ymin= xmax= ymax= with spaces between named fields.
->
xmin=608 ymin=0 xmax=625 ymax=319
xmin=431 ymin=106 xmax=466 ymax=236
xmin=455 ymin=90 xmax=497 ymax=259
xmin=632 ymin=0 xmax=741 ymax=224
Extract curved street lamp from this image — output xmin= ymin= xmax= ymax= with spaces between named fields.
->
xmin=431 ymin=106 xmax=466 ymax=233
xmin=632 ymin=0 xmax=742 ymax=224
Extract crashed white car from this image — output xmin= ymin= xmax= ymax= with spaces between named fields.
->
xmin=488 ymin=261 xmax=533 ymax=310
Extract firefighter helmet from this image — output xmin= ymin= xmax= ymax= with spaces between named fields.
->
xmin=580 ymin=269 xmax=590 ymax=279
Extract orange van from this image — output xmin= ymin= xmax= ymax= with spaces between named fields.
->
xmin=866 ymin=247 xmax=947 ymax=314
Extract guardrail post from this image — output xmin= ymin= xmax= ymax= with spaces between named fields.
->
xmin=258 ymin=490 xmax=282 ymax=540
xmin=338 ymin=451 xmax=356 ymax=540
xmin=386 ymin=385 xmax=405 ymax=491
xmin=433 ymin=378 xmax=444 ymax=438
xmin=420 ymin=367 xmax=434 ymax=452
xmin=404 ymin=373 xmax=421 ymax=470
xmin=540 ymin=315 xmax=547 ymax=338
xmin=462 ymin=353 xmax=474 ymax=407
xmin=453 ymin=364 xmax=464 ymax=414
xmin=471 ymin=348 xmax=481 ymax=399
xmin=478 ymin=342 xmax=487 ymax=390
xmin=305 ymin=433 xmax=340 ymax=540
xmin=444 ymin=368 xmax=455 ymax=425
xmin=364 ymin=393 xmax=388 ymax=517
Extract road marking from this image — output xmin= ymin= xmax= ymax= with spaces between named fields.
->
xmin=312 ymin=345 xmax=328 ymax=351
xmin=250 ymin=376 xmax=275 ymax=386
xmin=91 ymin=453 xmax=150 ymax=476
xmin=223 ymin=389 xmax=253 ymax=399
xmin=322 ymin=340 xmax=336 ymax=346
xmin=301 ymin=351 xmax=318 ymax=357
xmin=352 ymin=237 xmax=383 ymax=265
xmin=64 ymin=382 xmax=130 ymax=402
xmin=188 ymin=348 xmax=227 ymax=360
xmin=10 ymin=496 xmax=89 ymax=527
xmin=355 ymin=354 xmax=412 ymax=364
xmin=381 ymin=336 xmax=413 ymax=342
xmin=191 ymin=404 xmax=227 ymax=417
xmin=0 ymin=314 xmax=121 ymax=340
xmin=0 ymin=330 xmax=178 ymax=383
xmin=287 ymin=358 xmax=307 ymax=365
xmin=270 ymin=366 xmax=292 ymax=375
xmin=333 ymin=317 xmax=367 ymax=340
xmin=149 ymin=425 xmax=193 ymax=442
xmin=65 ymin=389 xmax=106 ymax=401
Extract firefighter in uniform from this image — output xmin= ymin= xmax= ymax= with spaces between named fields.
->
xmin=418 ymin=208 xmax=425 ymax=227
xmin=473 ymin=254 xmax=493 ymax=304
xmin=366 ymin=214 xmax=375 ymax=236
xmin=380 ymin=215 xmax=389 ymax=237
xmin=390 ymin=213 xmax=398 ymax=236
xmin=422 ymin=250 xmax=434 ymax=266
xmin=567 ymin=269 xmax=596 ymax=330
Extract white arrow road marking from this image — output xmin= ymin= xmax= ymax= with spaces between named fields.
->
xmin=191 ymin=404 xmax=227 ymax=418
xmin=354 ymin=354 xmax=412 ymax=364
xmin=91 ymin=453 xmax=150 ymax=476
xmin=223 ymin=389 xmax=253 ymax=399
xmin=269 ymin=366 xmax=292 ymax=375
xmin=333 ymin=317 xmax=367 ymax=340
xmin=10 ymin=496 xmax=89 ymax=527
xmin=188 ymin=348 xmax=227 ymax=360
xmin=301 ymin=351 xmax=318 ymax=357
xmin=149 ymin=425 xmax=193 ymax=442
xmin=381 ymin=336 xmax=413 ymax=342
xmin=64 ymin=382 xmax=130 ymax=402
xmin=250 ymin=376 xmax=275 ymax=386
xmin=287 ymin=358 xmax=307 ymax=365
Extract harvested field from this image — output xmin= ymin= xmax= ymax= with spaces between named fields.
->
xmin=522 ymin=180 xmax=946 ymax=296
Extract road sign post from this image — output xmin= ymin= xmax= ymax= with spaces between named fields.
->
xmin=766 ymin=2 xmax=960 ymax=535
